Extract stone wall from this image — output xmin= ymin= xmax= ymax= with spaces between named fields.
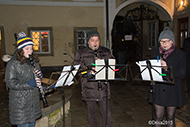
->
xmin=36 ymin=100 xmax=70 ymax=127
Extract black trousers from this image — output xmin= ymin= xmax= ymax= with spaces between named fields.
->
xmin=86 ymin=100 xmax=112 ymax=127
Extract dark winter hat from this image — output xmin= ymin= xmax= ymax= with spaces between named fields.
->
xmin=17 ymin=31 xmax=34 ymax=50
xmin=158 ymin=27 xmax=175 ymax=43
xmin=87 ymin=30 xmax=100 ymax=42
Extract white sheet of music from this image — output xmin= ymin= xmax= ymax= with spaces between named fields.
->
xmin=136 ymin=60 xmax=164 ymax=82
xmin=55 ymin=65 xmax=80 ymax=87
xmin=95 ymin=59 xmax=106 ymax=80
xmin=95 ymin=59 xmax=115 ymax=80
xmin=108 ymin=59 xmax=115 ymax=80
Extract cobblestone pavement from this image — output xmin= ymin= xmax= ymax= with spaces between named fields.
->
xmin=0 ymin=74 xmax=12 ymax=127
xmin=1 ymin=73 xmax=190 ymax=127
xmin=60 ymin=81 xmax=189 ymax=127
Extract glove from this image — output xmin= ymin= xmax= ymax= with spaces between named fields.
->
xmin=28 ymin=79 xmax=37 ymax=87
xmin=35 ymin=70 xmax=43 ymax=78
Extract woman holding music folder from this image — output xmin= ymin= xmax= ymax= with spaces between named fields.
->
xmin=150 ymin=27 xmax=186 ymax=127
xmin=5 ymin=32 xmax=42 ymax=127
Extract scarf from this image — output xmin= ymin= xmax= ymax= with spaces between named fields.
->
xmin=159 ymin=43 xmax=175 ymax=59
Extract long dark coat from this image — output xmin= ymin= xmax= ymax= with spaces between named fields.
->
xmin=151 ymin=46 xmax=186 ymax=107
xmin=183 ymin=37 xmax=190 ymax=92
xmin=74 ymin=46 xmax=114 ymax=101
xmin=5 ymin=55 xmax=42 ymax=125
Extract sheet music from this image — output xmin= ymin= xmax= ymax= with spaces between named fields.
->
xmin=136 ymin=60 xmax=164 ymax=82
xmin=55 ymin=65 xmax=80 ymax=87
xmin=108 ymin=59 xmax=115 ymax=80
xmin=95 ymin=59 xmax=116 ymax=80
xmin=95 ymin=59 xmax=106 ymax=80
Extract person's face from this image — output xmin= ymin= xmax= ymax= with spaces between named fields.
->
xmin=23 ymin=45 xmax=33 ymax=58
xmin=88 ymin=36 xmax=100 ymax=50
xmin=160 ymin=39 xmax=173 ymax=50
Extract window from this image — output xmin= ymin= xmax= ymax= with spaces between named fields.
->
xmin=76 ymin=30 xmax=90 ymax=50
xmin=178 ymin=17 xmax=188 ymax=49
xmin=74 ymin=27 xmax=97 ymax=52
xmin=27 ymin=27 xmax=53 ymax=56
xmin=148 ymin=21 xmax=157 ymax=48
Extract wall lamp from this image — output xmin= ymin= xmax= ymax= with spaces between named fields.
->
xmin=181 ymin=0 xmax=184 ymax=6
xmin=177 ymin=0 xmax=186 ymax=10
xmin=181 ymin=0 xmax=186 ymax=9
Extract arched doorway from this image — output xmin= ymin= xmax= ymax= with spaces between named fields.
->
xmin=112 ymin=3 xmax=170 ymax=64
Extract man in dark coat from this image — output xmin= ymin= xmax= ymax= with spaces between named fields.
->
xmin=183 ymin=37 xmax=190 ymax=93
xmin=74 ymin=30 xmax=114 ymax=127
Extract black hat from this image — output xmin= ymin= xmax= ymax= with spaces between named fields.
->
xmin=158 ymin=27 xmax=175 ymax=43
xmin=87 ymin=30 xmax=100 ymax=42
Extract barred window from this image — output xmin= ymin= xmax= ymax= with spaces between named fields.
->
xmin=76 ymin=30 xmax=90 ymax=50
xmin=148 ymin=21 xmax=157 ymax=47
xmin=28 ymin=27 xmax=53 ymax=56
xmin=74 ymin=27 xmax=97 ymax=52
xmin=179 ymin=18 xmax=188 ymax=49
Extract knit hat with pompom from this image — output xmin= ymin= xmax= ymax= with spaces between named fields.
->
xmin=17 ymin=31 xmax=34 ymax=50
xmin=158 ymin=27 xmax=175 ymax=43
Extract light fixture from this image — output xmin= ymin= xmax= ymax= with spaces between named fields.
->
xmin=181 ymin=0 xmax=184 ymax=6
xmin=177 ymin=0 xmax=186 ymax=10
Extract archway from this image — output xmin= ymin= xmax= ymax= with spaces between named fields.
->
xmin=111 ymin=2 xmax=171 ymax=65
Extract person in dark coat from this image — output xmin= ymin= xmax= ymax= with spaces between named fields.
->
xmin=151 ymin=27 xmax=186 ymax=127
xmin=73 ymin=30 xmax=114 ymax=127
xmin=183 ymin=37 xmax=190 ymax=93
xmin=5 ymin=32 xmax=42 ymax=127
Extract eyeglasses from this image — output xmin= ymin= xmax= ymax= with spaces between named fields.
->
xmin=160 ymin=39 xmax=171 ymax=45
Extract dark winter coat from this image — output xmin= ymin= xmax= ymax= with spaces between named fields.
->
xmin=74 ymin=46 xmax=114 ymax=101
xmin=183 ymin=37 xmax=190 ymax=92
xmin=5 ymin=56 xmax=42 ymax=125
xmin=151 ymin=46 xmax=186 ymax=107
xmin=183 ymin=37 xmax=190 ymax=60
